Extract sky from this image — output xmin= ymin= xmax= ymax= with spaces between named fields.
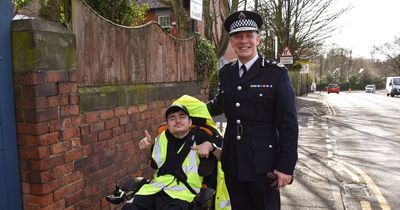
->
xmin=325 ymin=0 xmax=400 ymax=59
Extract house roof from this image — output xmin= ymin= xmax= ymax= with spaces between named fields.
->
xmin=137 ymin=0 xmax=171 ymax=9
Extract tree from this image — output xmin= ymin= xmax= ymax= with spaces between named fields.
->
xmin=372 ymin=35 xmax=400 ymax=75
xmin=256 ymin=0 xmax=349 ymax=69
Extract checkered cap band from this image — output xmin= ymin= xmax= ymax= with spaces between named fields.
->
xmin=229 ymin=19 xmax=258 ymax=33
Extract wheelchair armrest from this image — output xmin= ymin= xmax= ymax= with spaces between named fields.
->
xmin=192 ymin=188 xmax=216 ymax=208
xmin=120 ymin=177 xmax=149 ymax=193
xmin=106 ymin=177 xmax=149 ymax=205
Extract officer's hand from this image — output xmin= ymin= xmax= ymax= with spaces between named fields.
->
xmin=138 ymin=130 xmax=153 ymax=149
xmin=192 ymin=141 xmax=212 ymax=158
xmin=274 ymin=170 xmax=293 ymax=190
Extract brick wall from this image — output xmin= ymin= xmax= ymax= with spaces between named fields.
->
xmin=12 ymin=19 xmax=208 ymax=210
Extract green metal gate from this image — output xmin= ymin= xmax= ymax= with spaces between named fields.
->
xmin=0 ymin=1 xmax=23 ymax=210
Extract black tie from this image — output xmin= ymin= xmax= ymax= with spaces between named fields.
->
xmin=240 ymin=64 xmax=247 ymax=78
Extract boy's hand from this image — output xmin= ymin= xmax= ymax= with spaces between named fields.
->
xmin=192 ymin=141 xmax=213 ymax=158
xmin=138 ymin=130 xmax=153 ymax=149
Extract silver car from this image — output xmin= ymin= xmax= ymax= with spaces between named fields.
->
xmin=365 ymin=84 xmax=376 ymax=93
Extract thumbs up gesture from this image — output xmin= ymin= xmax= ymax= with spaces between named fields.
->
xmin=139 ymin=130 xmax=153 ymax=149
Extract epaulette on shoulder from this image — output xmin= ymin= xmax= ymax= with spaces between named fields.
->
xmin=262 ymin=58 xmax=286 ymax=69
xmin=225 ymin=59 xmax=237 ymax=66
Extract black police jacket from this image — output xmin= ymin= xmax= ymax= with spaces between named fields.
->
xmin=207 ymin=55 xmax=298 ymax=181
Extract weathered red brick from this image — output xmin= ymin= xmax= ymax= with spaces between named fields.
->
xmin=68 ymin=70 xmax=77 ymax=82
xmin=16 ymin=97 xmax=48 ymax=110
xmin=104 ymin=118 xmax=119 ymax=130
xmin=52 ymin=163 xmax=72 ymax=178
xmin=18 ymin=132 xmax=59 ymax=146
xmin=127 ymin=105 xmax=138 ymax=114
xmin=49 ymin=119 xmax=61 ymax=132
xmin=29 ymin=178 xmax=62 ymax=195
xmin=114 ymin=108 xmax=127 ymax=117
xmin=58 ymin=82 xmax=77 ymax=94
xmin=100 ymin=110 xmax=114 ymax=120
xmin=119 ymin=115 xmax=129 ymax=125
xmin=62 ymin=171 xmax=82 ymax=186
xmin=22 ymin=84 xmax=58 ymax=98
xmin=17 ymin=122 xmax=49 ymax=135
xmin=65 ymin=148 xmax=83 ymax=162
xmin=112 ymin=126 xmax=124 ymax=137
xmin=81 ymin=134 xmax=98 ymax=145
xmin=71 ymin=137 xmax=81 ymax=148
xmin=27 ymin=170 xmax=52 ymax=184
xmin=46 ymin=71 xmax=69 ymax=83
xmin=138 ymin=104 xmax=148 ymax=112
xmin=48 ymin=95 xmax=69 ymax=107
xmin=51 ymin=141 xmax=71 ymax=154
xmin=66 ymin=190 xmax=83 ymax=207
xmin=14 ymin=72 xmax=45 ymax=85
xmin=53 ymin=183 xmax=76 ymax=202
xmin=24 ymin=108 xmax=58 ymax=122
xmin=79 ymin=124 xmax=90 ymax=135
xmin=90 ymin=122 xmax=104 ymax=133
xmin=62 ymin=127 xmax=80 ymax=140
xmin=23 ymin=192 xmax=54 ymax=207
xmin=28 ymin=154 xmax=64 ymax=171
xmin=69 ymin=93 xmax=79 ymax=105
xmin=19 ymin=146 xmax=50 ymax=160
xmin=61 ymin=105 xmax=79 ymax=117
xmin=98 ymin=130 xmax=112 ymax=141
xmin=85 ymin=112 xmax=99 ymax=123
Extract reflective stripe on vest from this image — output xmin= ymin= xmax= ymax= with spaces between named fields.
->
xmin=215 ymin=161 xmax=231 ymax=210
xmin=136 ymin=131 xmax=202 ymax=202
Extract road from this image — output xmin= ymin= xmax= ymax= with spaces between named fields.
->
xmin=214 ymin=90 xmax=400 ymax=209
xmin=323 ymin=90 xmax=400 ymax=210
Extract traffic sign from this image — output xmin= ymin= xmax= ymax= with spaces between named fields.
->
xmin=280 ymin=57 xmax=293 ymax=65
xmin=280 ymin=46 xmax=293 ymax=57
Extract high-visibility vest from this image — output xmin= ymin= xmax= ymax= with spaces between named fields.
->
xmin=136 ymin=131 xmax=203 ymax=202
xmin=215 ymin=161 xmax=231 ymax=210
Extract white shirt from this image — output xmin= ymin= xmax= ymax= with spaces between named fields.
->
xmin=238 ymin=54 xmax=259 ymax=72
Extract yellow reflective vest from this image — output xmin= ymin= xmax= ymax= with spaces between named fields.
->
xmin=136 ymin=131 xmax=203 ymax=203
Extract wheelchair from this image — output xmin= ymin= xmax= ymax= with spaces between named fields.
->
xmin=106 ymin=177 xmax=216 ymax=210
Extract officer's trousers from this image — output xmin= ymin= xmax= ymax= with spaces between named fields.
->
xmin=225 ymin=175 xmax=280 ymax=210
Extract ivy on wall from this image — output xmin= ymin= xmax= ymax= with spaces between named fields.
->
xmin=194 ymin=34 xmax=218 ymax=82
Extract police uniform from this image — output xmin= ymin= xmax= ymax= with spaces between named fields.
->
xmin=207 ymin=10 xmax=298 ymax=210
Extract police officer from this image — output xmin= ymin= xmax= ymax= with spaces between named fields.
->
xmin=207 ymin=10 xmax=299 ymax=210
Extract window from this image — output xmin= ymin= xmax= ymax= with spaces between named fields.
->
xmin=158 ymin=16 xmax=171 ymax=32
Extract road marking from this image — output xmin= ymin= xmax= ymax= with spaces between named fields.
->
xmin=322 ymin=94 xmax=336 ymax=116
xmin=337 ymin=159 xmax=392 ymax=210
xmin=360 ymin=200 xmax=372 ymax=210
xmin=333 ymin=159 xmax=361 ymax=183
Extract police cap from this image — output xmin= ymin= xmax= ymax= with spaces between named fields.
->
xmin=224 ymin=10 xmax=263 ymax=35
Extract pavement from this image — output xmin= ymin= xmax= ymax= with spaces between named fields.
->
xmin=214 ymin=92 xmax=346 ymax=210
xmin=281 ymin=92 xmax=344 ymax=210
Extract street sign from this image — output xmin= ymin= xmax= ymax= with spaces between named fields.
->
xmin=280 ymin=46 xmax=293 ymax=64
xmin=190 ymin=0 xmax=203 ymax=21
xmin=280 ymin=46 xmax=293 ymax=57
xmin=280 ymin=57 xmax=293 ymax=65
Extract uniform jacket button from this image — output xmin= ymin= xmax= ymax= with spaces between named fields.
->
xmin=236 ymin=136 xmax=241 ymax=140
xmin=235 ymin=102 xmax=240 ymax=107
xmin=259 ymin=93 xmax=263 ymax=97
xmin=269 ymin=145 xmax=272 ymax=148
xmin=236 ymin=119 xmax=241 ymax=124
xmin=237 ymin=86 xmax=242 ymax=90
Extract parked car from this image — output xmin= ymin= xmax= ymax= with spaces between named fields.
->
xmin=365 ymin=84 xmax=376 ymax=93
xmin=327 ymin=83 xmax=340 ymax=94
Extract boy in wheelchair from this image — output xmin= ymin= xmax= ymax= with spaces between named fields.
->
xmin=120 ymin=103 xmax=223 ymax=210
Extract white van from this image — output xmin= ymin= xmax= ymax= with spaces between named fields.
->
xmin=386 ymin=76 xmax=400 ymax=97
